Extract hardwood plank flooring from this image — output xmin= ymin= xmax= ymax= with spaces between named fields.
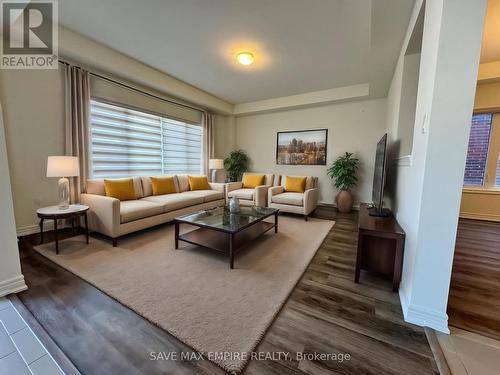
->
xmin=16 ymin=207 xmax=437 ymax=374
xmin=448 ymin=218 xmax=500 ymax=341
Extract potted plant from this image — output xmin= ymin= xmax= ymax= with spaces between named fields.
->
xmin=223 ymin=150 xmax=249 ymax=182
xmin=327 ymin=152 xmax=359 ymax=213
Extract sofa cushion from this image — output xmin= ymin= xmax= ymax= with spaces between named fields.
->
xmin=141 ymin=176 xmax=179 ymax=197
xmin=271 ymin=192 xmax=304 ymax=206
xmin=242 ymin=174 xmax=265 ymax=188
xmin=151 ymin=176 xmax=177 ymax=195
xmin=281 ymin=175 xmax=316 ymax=191
xmin=141 ymin=193 xmax=204 ymax=212
xmin=227 ymin=188 xmax=254 ymax=201
xmin=182 ymin=190 xmax=224 ymax=203
xmin=242 ymin=173 xmax=274 ymax=186
xmin=104 ymin=178 xmax=137 ymax=201
xmin=188 ymin=175 xmax=210 ymax=191
xmin=284 ymin=176 xmax=306 ymax=193
xmin=120 ymin=200 xmax=164 ymax=223
xmin=176 ymin=175 xmax=190 ymax=192
xmin=87 ymin=177 xmax=144 ymax=198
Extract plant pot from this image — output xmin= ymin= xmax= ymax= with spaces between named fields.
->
xmin=336 ymin=190 xmax=353 ymax=213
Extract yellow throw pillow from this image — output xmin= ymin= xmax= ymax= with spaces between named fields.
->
xmin=188 ymin=175 xmax=210 ymax=191
xmin=151 ymin=176 xmax=176 ymax=196
xmin=242 ymin=174 xmax=265 ymax=188
xmin=104 ymin=178 xmax=136 ymax=201
xmin=284 ymin=176 xmax=307 ymax=193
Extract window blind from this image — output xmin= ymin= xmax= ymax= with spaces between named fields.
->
xmin=89 ymin=100 xmax=203 ymax=179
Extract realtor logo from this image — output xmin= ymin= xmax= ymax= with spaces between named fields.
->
xmin=1 ymin=0 xmax=58 ymax=69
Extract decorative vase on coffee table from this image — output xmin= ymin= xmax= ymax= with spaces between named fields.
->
xmin=229 ymin=197 xmax=240 ymax=213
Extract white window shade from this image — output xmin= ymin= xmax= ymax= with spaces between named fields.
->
xmin=163 ymin=119 xmax=203 ymax=174
xmin=89 ymin=100 xmax=203 ymax=179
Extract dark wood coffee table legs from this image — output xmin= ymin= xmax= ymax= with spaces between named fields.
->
xmin=229 ymin=233 xmax=234 ymax=269
xmin=174 ymin=221 xmax=179 ymax=249
xmin=275 ymin=211 xmax=279 ymax=233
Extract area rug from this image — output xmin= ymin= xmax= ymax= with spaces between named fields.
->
xmin=34 ymin=215 xmax=334 ymax=372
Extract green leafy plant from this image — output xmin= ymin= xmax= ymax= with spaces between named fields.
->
xmin=327 ymin=152 xmax=360 ymax=190
xmin=223 ymin=150 xmax=249 ymax=182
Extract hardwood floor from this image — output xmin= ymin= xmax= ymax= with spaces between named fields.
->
xmin=448 ymin=218 xmax=500 ymax=341
xmin=16 ymin=207 xmax=438 ymax=374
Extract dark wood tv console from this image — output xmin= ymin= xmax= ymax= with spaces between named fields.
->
xmin=355 ymin=203 xmax=405 ymax=292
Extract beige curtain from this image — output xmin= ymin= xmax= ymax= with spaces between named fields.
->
xmin=203 ymin=111 xmax=215 ymax=175
xmin=64 ymin=65 xmax=90 ymax=203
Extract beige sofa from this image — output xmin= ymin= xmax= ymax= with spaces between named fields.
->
xmin=268 ymin=175 xmax=319 ymax=220
xmin=226 ymin=173 xmax=280 ymax=207
xmin=81 ymin=175 xmax=225 ymax=246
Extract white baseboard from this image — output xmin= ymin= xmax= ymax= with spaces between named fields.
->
xmin=16 ymin=224 xmax=46 ymax=237
xmin=399 ymin=286 xmax=449 ymax=334
xmin=17 ymin=221 xmax=71 ymax=237
xmin=0 ymin=275 xmax=27 ymax=297
xmin=318 ymin=202 xmax=361 ymax=211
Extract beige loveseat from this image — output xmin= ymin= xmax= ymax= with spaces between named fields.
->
xmin=226 ymin=173 xmax=280 ymax=207
xmin=268 ymin=175 xmax=319 ymax=220
xmin=81 ymin=175 xmax=225 ymax=246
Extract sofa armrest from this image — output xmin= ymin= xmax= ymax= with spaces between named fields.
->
xmin=254 ymin=185 xmax=271 ymax=207
xmin=226 ymin=182 xmax=243 ymax=193
xmin=268 ymin=186 xmax=285 ymax=206
xmin=209 ymin=182 xmax=226 ymax=193
xmin=304 ymin=188 xmax=319 ymax=215
xmin=80 ymin=193 xmax=120 ymax=238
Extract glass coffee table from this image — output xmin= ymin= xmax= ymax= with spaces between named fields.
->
xmin=174 ymin=206 xmax=279 ymax=269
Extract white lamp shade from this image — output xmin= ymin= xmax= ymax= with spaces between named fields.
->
xmin=46 ymin=156 xmax=80 ymax=177
xmin=209 ymin=158 xmax=224 ymax=170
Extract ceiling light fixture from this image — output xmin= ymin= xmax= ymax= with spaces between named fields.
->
xmin=237 ymin=52 xmax=254 ymax=66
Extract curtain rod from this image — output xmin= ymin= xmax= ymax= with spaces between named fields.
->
xmin=58 ymin=59 xmax=206 ymax=114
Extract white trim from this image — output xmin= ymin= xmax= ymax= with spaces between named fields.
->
xmin=396 ymin=155 xmax=413 ymax=167
xmin=399 ymin=287 xmax=449 ymax=333
xmin=462 ymin=187 xmax=500 ymax=195
xmin=17 ymin=221 xmax=71 ymax=237
xmin=317 ymin=202 xmax=361 ymax=211
xmin=0 ymin=275 xmax=27 ymax=297
xmin=459 ymin=212 xmax=500 ymax=222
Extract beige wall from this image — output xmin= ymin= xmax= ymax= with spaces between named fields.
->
xmin=460 ymin=188 xmax=500 ymax=221
xmin=0 ymin=68 xmax=66 ymax=233
xmin=474 ymin=81 xmax=500 ymax=111
xmin=214 ymin=114 xmax=236 ymax=159
xmin=235 ymin=98 xmax=388 ymax=205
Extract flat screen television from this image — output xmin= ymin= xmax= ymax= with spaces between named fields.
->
xmin=369 ymin=133 xmax=391 ymax=217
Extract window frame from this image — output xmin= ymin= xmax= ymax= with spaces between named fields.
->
xmin=464 ymin=110 xmax=500 ymax=189
xmin=88 ymin=98 xmax=204 ymax=179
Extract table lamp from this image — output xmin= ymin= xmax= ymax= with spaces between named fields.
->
xmin=208 ymin=159 xmax=224 ymax=182
xmin=46 ymin=156 xmax=80 ymax=209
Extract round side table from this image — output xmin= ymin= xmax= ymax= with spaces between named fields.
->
xmin=36 ymin=204 xmax=89 ymax=254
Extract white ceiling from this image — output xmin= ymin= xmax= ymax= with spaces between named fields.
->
xmin=481 ymin=0 xmax=500 ymax=63
xmin=59 ymin=0 xmax=414 ymax=104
